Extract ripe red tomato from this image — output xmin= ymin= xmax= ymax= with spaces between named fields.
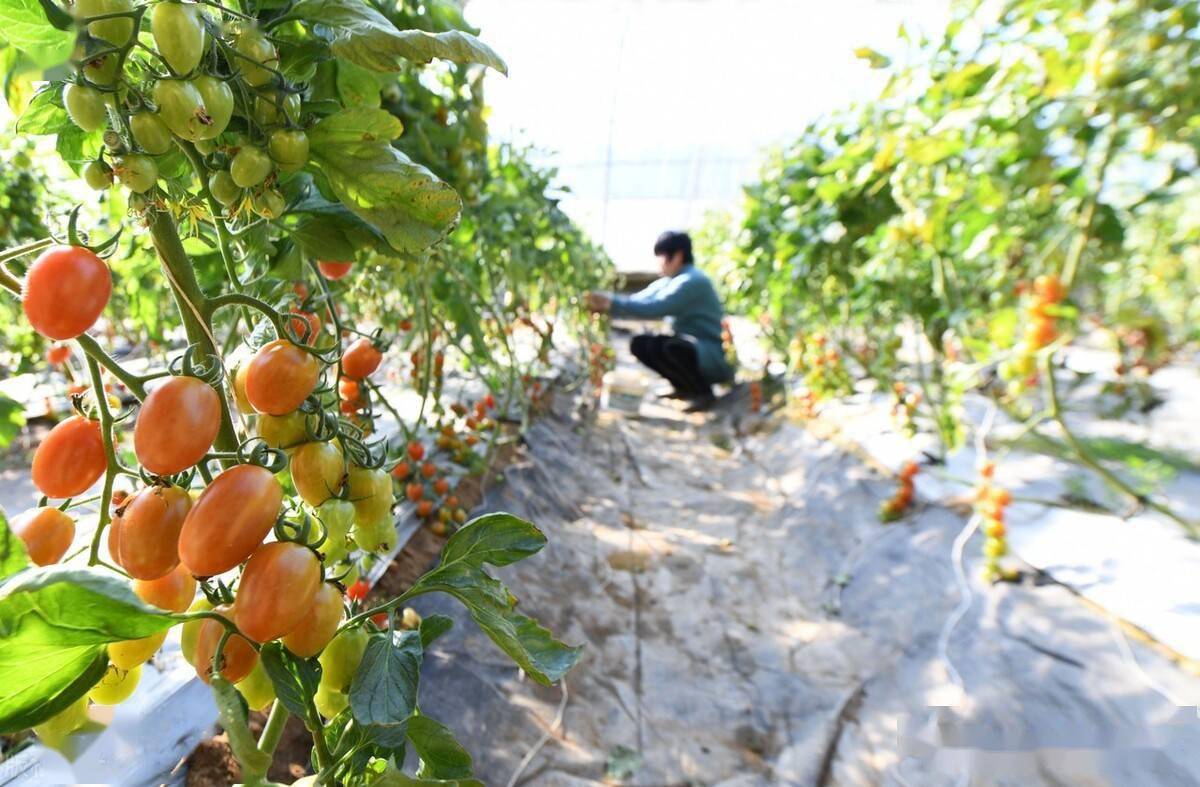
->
xmin=245 ymin=339 xmax=320 ymax=415
xmin=178 ymin=464 xmax=283 ymax=576
xmin=483 ymin=394 xmax=495 ymax=409
xmin=406 ymin=441 xmax=424 ymax=462
xmin=420 ymin=461 xmax=436 ymax=479
xmin=22 ymin=245 xmax=112 ymax=340
xmin=416 ymin=500 xmax=433 ymax=518
xmin=46 ymin=344 xmax=71 ymax=365
xmin=109 ymin=485 xmax=191 ymax=580
xmin=194 ymin=604 xmax=259 ymax=684
xmin=11 ymin=507 xmax=75 ymax=565
xmin=405 ymin=482 xmax=424 ymax=503
xmin=234 ymin=541 xmax=322 ymax=642
xmin=134 ymin=376 xmax=222 ymax=476
xmin=1033 ymin=274 xmax=1066 ymax=304
xmin=391 ymin=460 xmax=410 ymax=480
xmin=317 ymin=260 xmax=353 ymax=280
xmin=338 ymin=378 xmax=360 ymax=401
xmin=133 ymin=563 xmax=197 ymax=612
xmin=281 ymin=583 xmax=343 ymax=657
xmin=341 ymin=338 xmax=382 ymax=380
xmin=345 ymin=579 xmax=370 ymax=602
xmin=398 ymin=319 xmax=413 ymax=331
xmin=32 ymin=415 xmax=106 ymax=498
xmin=288 ymin=310 xmax=321 ymax=344
xmin=433 ymin=477 xmax=450 ymax=496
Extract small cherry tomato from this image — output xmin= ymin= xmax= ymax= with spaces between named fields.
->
xmin=406 ymin=441 xmax=425 ymax=462
xmin=318 ymin=627 xmax=368 ymax=691
xmin=338 ymin=378 xmax=360 ymax=401
xmin=133 ymin=563 xmax=198 ymax=612
xmin=288 ymin=310 xmax=321 ymax=344
xmin=89 ymin=664 xmax=141 ymax=705
xmin=347 ymin=466 xmax=393 ymax=525
xmin=290 ymin=441 xmax=345 ymax=507
xmin=194 ymin=605 xmax=258 ymax=684
xmin=46 ymin=344 xmax=71 ymax=365
xmin=134 ymin=376 xmax=222 ymax=476
xmin=341 ymin=338 xmax=382 ymax=380
xmin=234 ymin=541 xmax=322 ymax=642
xmin=256 ymin=411 xmax=310 ymax=449
xmin=22 ymin=245 xmax=112 ymax=340
xmin=31 ymin=416 xmax=106 ymax=498
xmin=433 ymin=477 xmax=450 ymax=496
xmin=416 ymin=500 xmax=433 ymax=518
xmin=245 ymin=339 xmax=320 ymax=415
xmin=317 ymin=260 xmax=353 ymax=280
xmin=110 ymin=485 xmax=191 ymax=580
xmin=11 ymin=507 xmax=75 ymax=565
xmin=281 ymin=583 xmax=344 ymax=657
xmin=405 ymin=482 xmax=424 ymax=503
xmin=420 ymin=461 xmax=436 ymax=479
xmin=178 ymin=464 xmax=283 ymax=576
xmin=109 ymin=630 xmax=167 ymax=670
xmin=345 ymin=579 xmax=369 ymax=602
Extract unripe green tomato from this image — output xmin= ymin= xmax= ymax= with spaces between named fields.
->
xmin=63 ymin=83 xmax=107 ymax=132
xmin=268 ymin=129 xmax=309 ymax=172
xmin=235 ymin=29 xmax=278 ymax=87
xmin=253 ymin=188 xmax=286 ymax=219
xmin=208 ymin=169 xmax=241 ymax=206
xmin=194 ymin=138 xmax=217 ymax=155
xmin=130 ymin=112 xmax=173 ymax=154
xmin=347 ymin=466 xmax=393 ymax=526
xmin=115 ymin=154 xmax=158 ymax=193
xmin=152 ymin=1 xmax=205 ymax=75
xmin=254 ymin=91 xmax=300 ymax=126
xmin=153 ymin=79 xmax=207 ymax=140
xmin=33 ymin=695 xmax=89 ymax=750
xmin=230 ymin=145 xmax=272 ymax=188
xmin=235 ymin=660 xmax=276 ymax=712
xmin=317 ymin=498 xmax=355 ymax=562
xmin=83 ymin=161 xmax=112 ymax=190
xmin=88 ymin=664 xmax=141 ymax=704
xmin=75 ymin=0 xmax=135 ymax=46
xmin=317 ymin=627 xmax=368 ymax=691
xmin=351 ymin=516 xmax=396 ymax=553
xmin=984 ymin=537 xmax=1007 ymax=559
xmin=82 ymin=53 xmax=121 ymax=85
xmin=313 ymin=683 xmax=348 ymax=719
xmin=257 ymin=411 xmax=309 ymax=449
xmin=191 ymin=75 xmax=233 ymax=139
xmin=180 ymin=596 xmax=213 ymax=665
xmin=129 ymin=193 xmax=149 ymax=212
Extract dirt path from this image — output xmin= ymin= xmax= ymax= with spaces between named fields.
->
xmin=413 ymin=370 xmax=1200 ymax=785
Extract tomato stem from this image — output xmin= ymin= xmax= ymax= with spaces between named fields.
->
xmin=84 ymin=354 xmax=120 ymax=566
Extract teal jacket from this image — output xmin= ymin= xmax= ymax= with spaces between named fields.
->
xmin=610 ymin=266 xmax=733 ymax=383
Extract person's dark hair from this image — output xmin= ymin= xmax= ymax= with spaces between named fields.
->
xmin=653 ymin=230 xmax=693 ymax=265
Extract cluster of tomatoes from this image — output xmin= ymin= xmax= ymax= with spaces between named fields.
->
xmin=793 ymin=387 xmax=818 ymax=419
xmin=66 ymin=0 xmax=309 ymax=215
xmin=999 ymin=274 xmax=1067 ymax=395
xmin=879 ymin=460 xmax=919 ymax=522
xmin=587 ymin=340 xmax=614 ymax=401
xmin=974 ymin=460 xmax=1016 ymax=582
xmin=890 ymin=381 xmax=921 ymax=435
xmin=748 ymin=380 xmax=763 ymax=413
xmin=11 ymin=239 xmax=413 ymax=724
xmin=790 ymin=331 xmax=852 ymax=400
xmin=394 ymin=439 xmax=464 ymax=536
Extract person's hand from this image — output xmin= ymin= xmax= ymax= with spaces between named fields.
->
xmin=586 ymin=291 xmax=611 ymax=313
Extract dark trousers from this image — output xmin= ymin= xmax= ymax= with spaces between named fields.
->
xmin=630 ymin=334 xmax=711 ymax=397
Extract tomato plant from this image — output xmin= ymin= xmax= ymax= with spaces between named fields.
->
xmin=0 ymin=0 xmax=593 ymax=779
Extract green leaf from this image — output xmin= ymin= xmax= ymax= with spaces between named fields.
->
xmin=15 ymin=84 xmax=69 ymax=135
xmin=408 ymin=713 xmax=474 ymax=780
xmin=0 ymin=567 xmax=174 ymax=731
xmin=289 ymin=0 xmax=506 ymax=74
xmin=418 ymin=614 xmax=453 ymax=649
xmin=0 ymin=0 xmax=73 ymax=67
xmin=0 ymin=391 xmax=25 ymax=450
xmin=348 ymin=630 xmax=422 ymax=749
xmin=336 ymin=60 xmax=383 ymax=108
xmin=0 ymin=507 xmax=31 ymax=580
xmin=408 ymin=513 xmax=582 ymax=685
xmin=259 ymin=642 xmax=322 ymax=720
xmin=308 ymin=109 xmax=460 ymax=253
xmin=369 ymin=771 xmax=483 ymax=787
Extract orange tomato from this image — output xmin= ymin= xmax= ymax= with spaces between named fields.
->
xmin=178 ymin=464 xmax=283 ymax=576
xmin=338 ymin=378 xmax=360 ymax=401
xmin=110 ymin=485 xmax=191 ymax=580
xmin=32 ymin=416 xmax=106 ymax=498
xmin=46 ymin=344 xmax=71 ymax=365
xmin=1025 ymin=317 xmax=1058 ymax=349
xmin=341 ymin=338 xmax=382 ymax=380
xmin=405 ymin=482 xmax=424 ymax=503
xmin=420 ymin=461 xmax=436 ymax=479
xmin=22 ymin=245 xmax=112 ymax=340
xmin=317 ymin=260 xmax=353 ymax=280
xmin=133 ymin=563 xmax=197 ymax=612
xmin=11 ymin=507 xmax=75 ymax=565
xmin=245 ymin=339 xmax=320 ymax=415
xmin=433 ymin=477 xmax=450 ymax=496
xmin=281 ymin=583 xmax=344 ymax=657
xmin=1033 ymin=274 xmax=1066 ymax=304
xmin=233 ymin=541 xmax=322 ymax=642
xmin=194 ymin=604 xmax=259 ymax=684
xmin=391 ymin=460 xmax=411 ymax=480
xmin=406 ymin=442 xmax=424 ymax=462
xmin=134 ymin=376 xmax=222 ymax=476
xmin=288 ymin=310 xmax=322 ymax=344
xmin=416 ymin=500 xmax=434 ymax=518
